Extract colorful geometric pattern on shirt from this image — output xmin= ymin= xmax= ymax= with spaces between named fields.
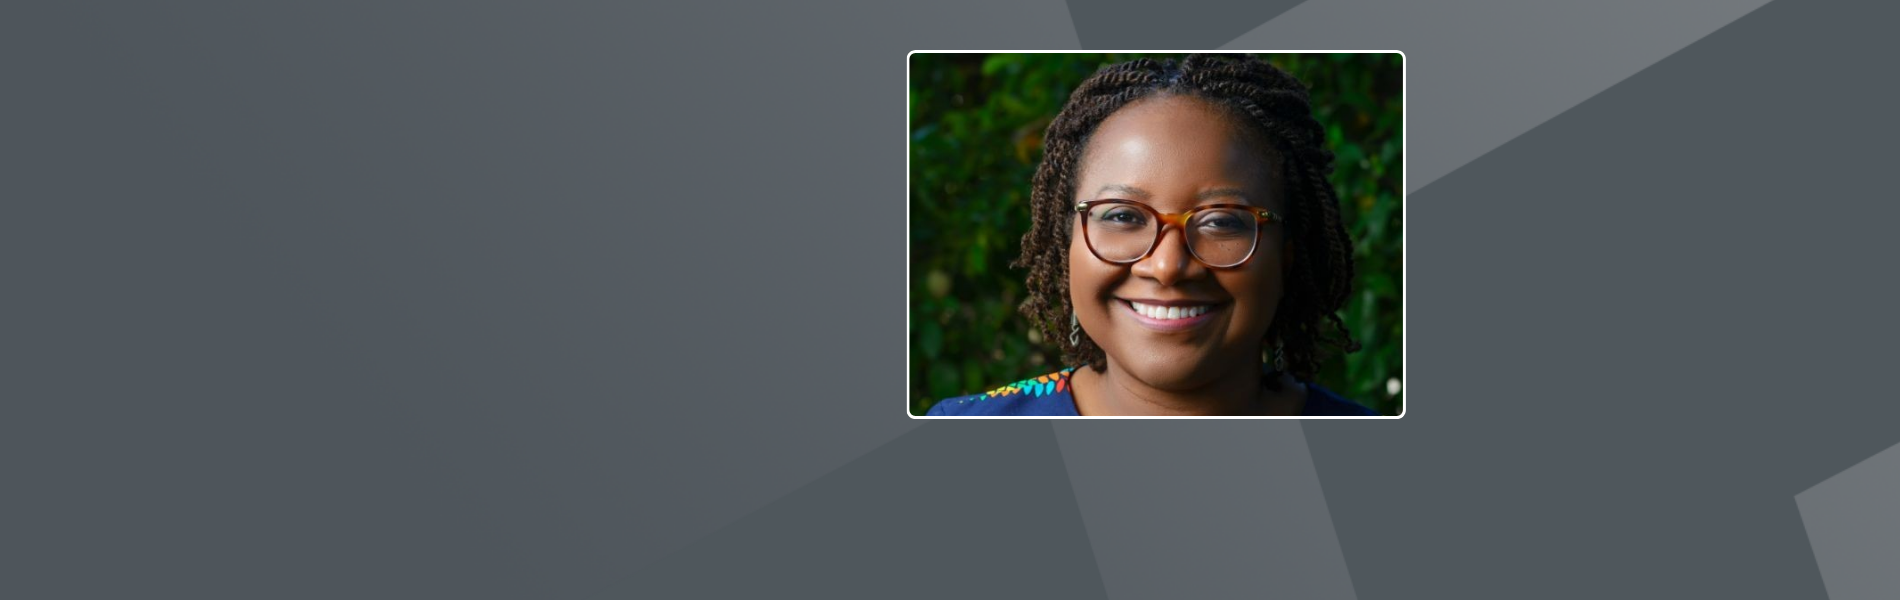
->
xmin=982 ymin=368 xmax=1073 ymax=399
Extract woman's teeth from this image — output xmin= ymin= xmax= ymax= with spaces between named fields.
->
xmin=1129 ymin=301 xmax=1211 ymax=320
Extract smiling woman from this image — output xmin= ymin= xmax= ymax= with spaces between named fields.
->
xmin=912 ymin=53 xmax=1401 ymax=417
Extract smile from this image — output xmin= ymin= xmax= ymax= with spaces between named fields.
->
xmin=1128 ymin=301 xmax=1211 ymax=320
xmin=1119 ymin=299 xmax=1221 ymax=332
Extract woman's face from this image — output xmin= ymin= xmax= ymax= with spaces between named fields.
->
xmin=1069 ymin=94 xmax=1287 ymax=390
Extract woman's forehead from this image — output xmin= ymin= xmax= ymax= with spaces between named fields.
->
xmin=1077 ymin=95 xmax=1278 ymax=207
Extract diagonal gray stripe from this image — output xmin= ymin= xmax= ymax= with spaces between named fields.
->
xmin=610 ymin=0 xmax=1076 ymax=561
xmin=1053 ymin=422 xmax=1355 ymax=599
xmin=644 ymin=421 xmax=1107 ymax=599
xmin=1063 ymin=0 xmax=1312 ymax=49
xmin=1225 ymin=0 xmax=1773 ymax=194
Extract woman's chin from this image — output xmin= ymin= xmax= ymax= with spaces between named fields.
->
xmin=1112 ymin=350 xmax=1232 ymax=392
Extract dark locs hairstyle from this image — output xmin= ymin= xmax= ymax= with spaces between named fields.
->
xmin=1014 ymin=53 xmax=1359 ymax=384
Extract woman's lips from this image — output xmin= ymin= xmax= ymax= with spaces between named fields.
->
xmin=1119 ymin=299 xmax=1221 ymax=332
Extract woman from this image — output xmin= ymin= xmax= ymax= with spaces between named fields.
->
xmin=929 ymin=54 xmax=1376 ymax=416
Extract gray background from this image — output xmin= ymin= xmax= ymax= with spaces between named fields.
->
xmin=5 ymin=0 xmax=1897 ymax=598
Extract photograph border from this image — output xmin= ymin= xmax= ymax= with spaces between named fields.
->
xmin=906 ymin=50 xmax=1407 ymax=419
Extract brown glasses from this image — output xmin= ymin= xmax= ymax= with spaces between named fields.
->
xmin=1074 ymin=199 xmax=1283 ymax=269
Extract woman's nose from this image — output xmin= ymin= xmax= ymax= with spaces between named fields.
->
xmin=1130 ymin=227 xmax=1206 ymax=286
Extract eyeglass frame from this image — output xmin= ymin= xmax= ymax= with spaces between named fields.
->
xmin=1072 ymin=199 xmax=1286 ymax=269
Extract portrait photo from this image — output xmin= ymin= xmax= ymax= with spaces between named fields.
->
xmin=909 ymin=52 xmax=1404 ymax=417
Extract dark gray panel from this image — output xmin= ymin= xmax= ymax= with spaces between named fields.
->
xmin=10 ymin=0 xmax=1891 ymax=597
xmin=0 ymin=1 xmax=1081 ymax=597
xmin=644 ymin=422 xmax=1105 ymax=599
xmin=1304 ymin=0 xmax=1900 ymax=597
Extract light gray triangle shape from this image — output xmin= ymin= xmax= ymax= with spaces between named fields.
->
xmin=1798 ymin=440 xmax=1900 ymax=600
xmin=1224 ymin=0 xmax=1774 ymax=194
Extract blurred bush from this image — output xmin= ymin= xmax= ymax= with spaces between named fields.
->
xmin=909 ymin=53 xmax=1403 ymax=415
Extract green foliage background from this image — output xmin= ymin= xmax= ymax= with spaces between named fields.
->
xmin=909 ymin=53 xmax=1403 ymax=416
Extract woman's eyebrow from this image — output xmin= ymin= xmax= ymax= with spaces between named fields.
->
xmin=1093 ymin=184 xmax=1151 ymax=199
xmin=1196 ymin=188 xmax=1250 ymax=201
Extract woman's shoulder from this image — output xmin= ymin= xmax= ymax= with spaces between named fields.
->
xmin=926 ymin=368 xmax=1079 ymax=416
xmin=1301 ymin=383 xmax=1381 ymax=416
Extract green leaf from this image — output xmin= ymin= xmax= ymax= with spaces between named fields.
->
xmin=1365 ymin=272 xmax=1397 ymax=298
xmin=982 ymin=54 xmax=1017 ymax=77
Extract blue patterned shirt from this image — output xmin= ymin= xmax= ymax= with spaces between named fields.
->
xmin=927 ymin=367 xmax=1379 ymax=416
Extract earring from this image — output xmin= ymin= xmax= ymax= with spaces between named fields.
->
xmin=1069 ymin=313 xmax=1081 ymax=347
xmin=1271 ymin=342 xmax=1287 ymax=372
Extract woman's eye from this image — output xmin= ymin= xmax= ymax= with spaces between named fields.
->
xmin=1092 ymin=207 xmax=1147 ymax=227
xmin=1193 ymin=211 xmax=1251 ymax=234
xmin=1199 ymin=216 xmax=1241 ymax=229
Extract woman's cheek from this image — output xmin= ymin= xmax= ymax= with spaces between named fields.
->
xmin=1230 ymin=267 xmax=1282 ymax=341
